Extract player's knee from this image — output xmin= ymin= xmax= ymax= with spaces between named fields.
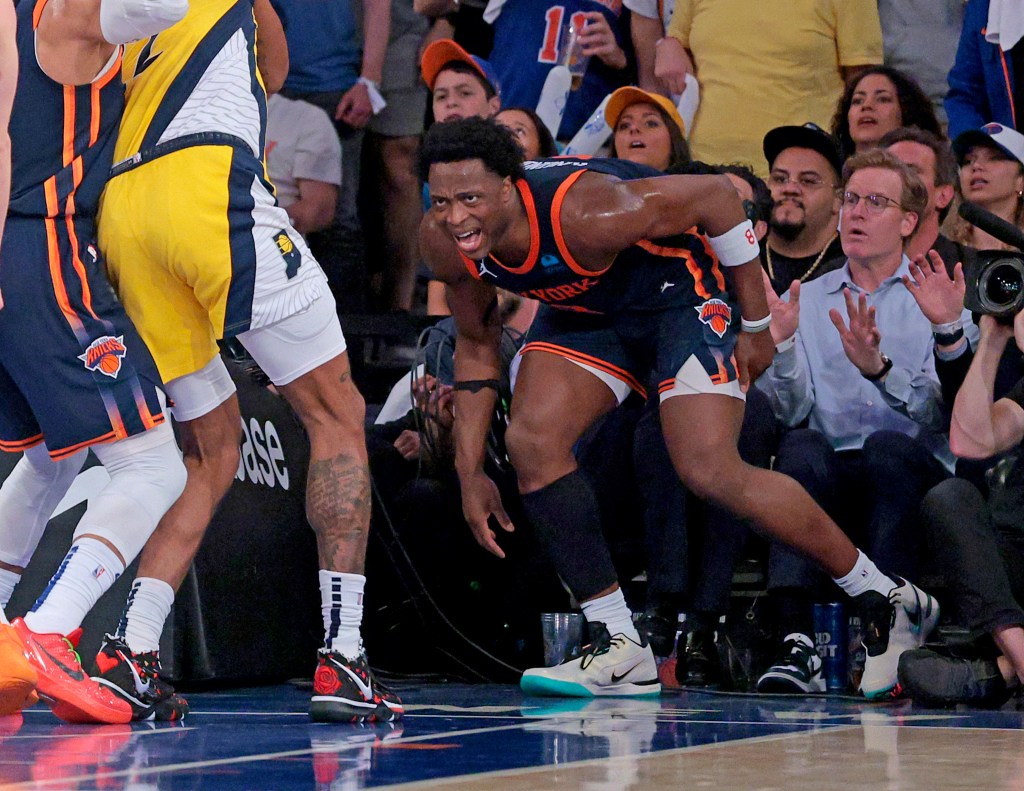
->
xmin=296 ymin=379 xmax=367 ymax=449
xmin=505 ymin=420 xmax=565 ymax=479
xmin=675 ymin=448 xmax=743 ymax=504
xmin=83 ymin=424 xmax=187 ymax=564
xmin=22 ymin=443 xmax=86 ymax=488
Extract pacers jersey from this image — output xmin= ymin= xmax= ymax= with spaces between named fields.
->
xmin=8 ymin=0 xmax=123 ymax=220
xmin=458 ymin=157 xmax=731 ymax=316
xmin=115 ymin=0 xmax=266 ymax=163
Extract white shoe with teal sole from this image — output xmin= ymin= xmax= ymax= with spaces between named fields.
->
xmin=520 ymin=623 xmax=661 ymax=698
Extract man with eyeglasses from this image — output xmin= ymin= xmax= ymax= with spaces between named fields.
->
xmin=761 ymin=123 xmax=847 ymax=296
xmin=752 ymin=149 xmax=974 ymax=696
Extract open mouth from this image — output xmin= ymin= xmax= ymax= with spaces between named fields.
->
xmin=968 ymin=177 xmax=989 ymax=189
xmin=629 ymin=140 xmax=646 ymax=149
xmin=453 ymin=228 xmax=483 ymax=254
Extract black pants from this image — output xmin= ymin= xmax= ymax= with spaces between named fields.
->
xmin=769 ymin=428 xmax=948 ymax=594
xmin=922 ymin=477 xmax=1024 ymax=635
xmin=633 ymin=388 xmax=778 ymax=619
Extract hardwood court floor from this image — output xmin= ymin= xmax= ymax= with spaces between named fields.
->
xmin=0 ymin=683 xmax=1020 ymax=789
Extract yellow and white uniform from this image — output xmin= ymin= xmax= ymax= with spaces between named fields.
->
xmin=99 ymin=0 xmax=328 ymax=384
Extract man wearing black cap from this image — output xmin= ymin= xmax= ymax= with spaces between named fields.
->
xmin=762 ymin=123 xmax=846 ymax=295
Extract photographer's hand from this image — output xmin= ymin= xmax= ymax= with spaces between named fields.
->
xmin=902 ymin=249 xmax=965 ymax=325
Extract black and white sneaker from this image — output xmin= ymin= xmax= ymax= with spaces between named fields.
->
xmin=310 ymin=649 xmax=404 ymax=723
xmin=756 ymin=633 xmax=825 ymax=694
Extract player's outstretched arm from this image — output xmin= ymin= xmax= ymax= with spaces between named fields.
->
xmin=0 ymin=0 xmax=17 ymax=264
xmin=419 ymin=215 xmax=515 ymax=557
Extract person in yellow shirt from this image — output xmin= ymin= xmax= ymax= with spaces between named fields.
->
xmin=654 ymin=0 xmax=883 ymax=175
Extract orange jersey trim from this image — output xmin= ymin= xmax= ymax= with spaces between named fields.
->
xmin=0 ymin=434 xmax=45 ymax=453
xmin=998 ymin=50 xmax=1018 ymax=128
xmin=551 ymin=170 xmax=613 ymax=278
xmin=636 ymin=238 xmax=713 ymax=299
xmin=49 ymin=430 xmax=118 ymax=461
xmin=458 ymin=178 xmax=542 ymax=277
xmin=521 ymin=341 xmax=647 ymax=398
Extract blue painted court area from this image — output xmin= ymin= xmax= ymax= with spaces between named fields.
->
xmin=1 ymin=684 xmax=1022 ymax=789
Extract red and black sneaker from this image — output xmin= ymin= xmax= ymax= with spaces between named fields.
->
xmin=310 ymin=649 xmax=404 ymax=723
xmin=93 ymin=635 xmax=189 ymax=722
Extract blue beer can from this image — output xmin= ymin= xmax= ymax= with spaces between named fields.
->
xmin=813 ymin=602 xmax=848 ymax=692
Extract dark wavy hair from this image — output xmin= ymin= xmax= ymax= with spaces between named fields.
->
xmin=418 ymin=117 xmax=526 ymax=182
xmin=497 ymin=106 xmax=558 ymax=158
xmin=610 ymin=102 xmax=691 ymax=173
xmin=831 ymin=66 xmax=942 ymax=160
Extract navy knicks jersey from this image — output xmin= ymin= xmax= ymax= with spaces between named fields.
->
xmin=8 ymin=0 xmax=124 ymax=221
xmin=458 ymin=157 xmax=732 ymax=317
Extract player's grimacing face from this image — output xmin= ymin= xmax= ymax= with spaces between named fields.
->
xmin=429 ymin=159 xmax=513 ymax=259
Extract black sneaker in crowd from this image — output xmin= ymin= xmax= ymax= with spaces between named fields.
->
xmin=93 ymin=635 xmax=189 ymax=722
xmin=756 ymin=633 xmax=825 ymax=693
xmin=897 ymin=646 xmax=1012 ymax=708
xmin=676 ymin=629 xmax=723 ymax=688
xmin=634 ymin=605 xmax=678 ymax=658
xmin=310 ymin=649 xmax=404 ymax=723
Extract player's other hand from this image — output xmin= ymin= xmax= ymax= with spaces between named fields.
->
xmin=459 ymin=469 xmax=514 ymax=558
xmin=735 ymin=329 xmax=775 ymax=390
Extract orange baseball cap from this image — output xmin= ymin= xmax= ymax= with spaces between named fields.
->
xmin=605 ymin=87 xmax=686 ymax=136
xmin=420 ymin=39 xmax=500 ymax=95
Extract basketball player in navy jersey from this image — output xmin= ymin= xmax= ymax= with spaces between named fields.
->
xmin=419 ymin=117 xmax=938 ymax=698
xmin=0 ymin=0 xmax=187 ymax=722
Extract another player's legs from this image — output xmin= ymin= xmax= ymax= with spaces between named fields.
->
xmin=98 ymin=359 xmax=241 ymax=721
xmin=506 ymin=351 xmax=660 ymax=697
xmin=0 ymin=444 xmax=85 ymax=714
xmin=659 ymin=390 xmax=938 ymax=698
xmin=240 ymin=295 xmax=401 ymax=722
xmin=14 ymin=425 xmax=186 ymax=723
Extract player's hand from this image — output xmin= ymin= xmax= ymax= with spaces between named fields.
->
xmin=734 ymin=330 xmax=774 ymax=390
xmin=653 ymin=36 xmax=693 ymax=96
xmin=459 ymin=469 xmax=514 ymax=558
xmin=762 ymin=269 xmax=800 ymax=345
xmin=393 ymin=430 xmax=422 ymax=461
xmin=578 ymin=12 xmax=626 ymax=69
xmin=335 ymin=82 xmax=373 ymax=128
xmin=902 ymin=249 xmax=965 ymax=325
xmin=830 ymin=287 xmax=884 ymax=376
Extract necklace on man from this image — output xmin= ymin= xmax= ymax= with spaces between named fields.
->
xmin=766 ymin=233 xmax=838 ymax=283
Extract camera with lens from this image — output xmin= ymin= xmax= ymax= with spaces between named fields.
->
xmin=960 ymin=201 xmax=1024 ymax=322
xmin=964 ymin=251 xmax=1024 ymax=321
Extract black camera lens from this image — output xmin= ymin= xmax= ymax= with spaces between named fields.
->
xmin=979 ymin=258 xmax=1024 ymax=316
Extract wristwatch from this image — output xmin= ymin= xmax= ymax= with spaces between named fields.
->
xmin=862 ymin=353 xmax=893 ymax=382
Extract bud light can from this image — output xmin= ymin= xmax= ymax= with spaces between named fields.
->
xmin=813 ymin=602 xmax=848 ymax=693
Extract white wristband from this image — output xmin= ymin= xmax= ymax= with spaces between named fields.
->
xmin=741 ymin=314 xmax=772 ymax=333
xmin=708 ymin=220 xmax=760 ymax=267
xmin=358 ymin=77 xmax=388 ymax=115
xmin=930 ymin=318 xmax=963 ymax=335
xmin=775 ymin=334 xmax=796 ymax=354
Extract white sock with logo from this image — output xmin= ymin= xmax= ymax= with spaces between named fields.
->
xmin=833 ymin=549 xmax=898 ymax=598
xmin=24 ymin=538 xmax=125 ymax=635
xmin=0 ymin=568 xmax=20 ymax=609
xmin=580 ymin=588 xmax=640 ymax=643
xmin=118 ymin=577 xmax=175 ymax=654
xmin=320 ymin=570 xmax=364 ymax=658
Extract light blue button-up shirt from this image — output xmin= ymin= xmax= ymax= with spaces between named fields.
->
xmin=755 ymin=256 xmax=977 ymax=472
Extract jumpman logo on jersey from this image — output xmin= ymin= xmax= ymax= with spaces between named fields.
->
xmin=477 ymin=260 xmax=496 ymax=278
xmin=134 ymin=37 xmax=162 ymax=79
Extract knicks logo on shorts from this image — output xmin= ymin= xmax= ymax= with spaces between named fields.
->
xmin=695 ymin=299 xmax=731 ymax=338
xmin=78 ymin=335 xmax=127 ymax=378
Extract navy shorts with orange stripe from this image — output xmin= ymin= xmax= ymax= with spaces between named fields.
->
xmin=0 ymin=217 xmax=166 ymax=459
xmin=522 ymin=299 xmax=739 ymax=400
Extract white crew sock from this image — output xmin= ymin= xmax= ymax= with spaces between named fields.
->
xmin=319 ymin=569 xmax=365 ymax=658
xmin=580 ymin=588 xmax=640 ymax=642
xmin=833 ymin=549 xmax=898 ymax=598
xmin=24 ymin=538 xmax=125 ymax=635
xmin=0 ymin=568 xmax=20 ymax=609
xmin=117 ymin=577 xmax=175 ymax=654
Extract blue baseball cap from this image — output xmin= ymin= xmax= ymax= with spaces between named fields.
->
xmin=421 ymin=39 xmax=500 ymax=97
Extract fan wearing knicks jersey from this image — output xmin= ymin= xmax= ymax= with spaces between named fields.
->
xmin=0 ymin=0 xmax=187 ymax=723
xmin=97 ymin=0 xmax=403 ymax=724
